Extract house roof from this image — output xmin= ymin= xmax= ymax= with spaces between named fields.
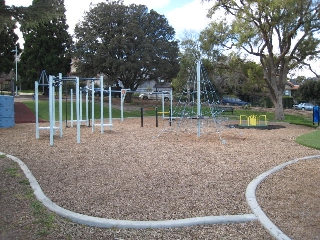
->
xmin=155 ymin=82 xmax=172 ymax=88
xmin=286 ymin=80 xmax=299 ymax=90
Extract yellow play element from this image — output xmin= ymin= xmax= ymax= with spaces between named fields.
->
xmin=239 ymin=115 xmax=267 ymax=126
xmin=157 ymin=111 xmax=170 ymax=114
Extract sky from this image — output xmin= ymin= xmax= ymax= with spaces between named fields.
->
xmin=5 ymin=0 xmax=318 ymax=77
xmin=5 ymin=0 xmax=214 ymax=44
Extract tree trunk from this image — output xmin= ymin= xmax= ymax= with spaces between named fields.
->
xmin=274 ymin=99 xmax=284 ymax=120
xmin=263 ymin=66 xmax=287 ymax=121
xmin=270 ymin=89 xmax=285 ymax=121
xmin=125 ymin=92 xmax=133 ymax=103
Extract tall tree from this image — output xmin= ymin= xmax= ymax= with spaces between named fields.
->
xmin=172 ymin=31 xmax=201 ymax=92
xmin=74 ymin=1 xmax=179 ymax=101
xmin=2 ymin=0 xmax=64 ymax=27
xmin=203 ymin=0 xmax=320 ymax=120
xmin=298 ymin=79 xmax=320 ymax=101
xmin=19 ymin=0 xmax=72 ymax=89
xmin=0 ymin=0 xmax=20 ymax=75
xmin=177 ymin=31 xmax=265 ymax=98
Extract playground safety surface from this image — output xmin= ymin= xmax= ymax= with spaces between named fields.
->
xmin=14 ymin=102 xmax=46 ymax=123
xmin=0 ymin=100 xmax=320 ymax=239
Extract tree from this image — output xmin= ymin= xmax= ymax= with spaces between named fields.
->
xmin=172 ymin=31 xmax=201 ymax=92
xmin=0 ymin=0 xmax=64 ymax=79
xmin=298 ymin=78 xmax=320 ymax=102
xmin=216 ymin=54 xmax=266 ymax=97
xmin=2 ymin=0 xmax=64 ymax=27
xmin=19 ymin=0 xmax=72 ymax=89
xmin=177 ymin=31 xmax=265 ymax=98
xmin=202 ymin=0 xmax=320 ymax=120
xmin=0 ymin=0 xmax=20 ymax=75
xmin=73 ymin=1 xmax=179 ymax=101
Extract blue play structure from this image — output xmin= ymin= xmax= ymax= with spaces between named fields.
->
xmin=0 ymin=95 xmax=14 ymax=128
xmin=313 ymin=106 xmax=319 ymax=126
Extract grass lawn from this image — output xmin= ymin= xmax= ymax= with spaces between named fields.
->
xmin=23 ymin=100 xmax=145 ymax=120
xmin=296 ymin=130 xmax=320 ymax=150
xmin=23 ymin=100 xmax=317 ymax=128
xmin=231 ymin=109 xmax=316 ymax=128
xmin=22 ymin=99 xmax=320 ymax=150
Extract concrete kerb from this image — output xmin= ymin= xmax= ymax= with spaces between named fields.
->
xmin=1 ymin=151 xmax=256 ymax=229
xmin=246 ymin=154 xmax=320 ymax=240
xmin=4 ymin=151 xmax=320 ymax=234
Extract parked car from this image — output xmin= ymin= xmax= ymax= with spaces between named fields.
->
xmin=79 ymin=87 xmax=99 ymax=95
xmin=294 ymin=102 xmax=314 ymax=111
xmin=221 ymin=96 xmax=249 ymax=106
xmin=139 ymin=91 xmax=170 ymax=101
xmin=93 ymin=87 xmax=121 ymax=98
xmin=80 ymin=86 xmax=90 ymax=94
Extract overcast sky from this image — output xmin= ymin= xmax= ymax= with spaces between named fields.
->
xmin=6 ymin=0 xmax=214 ymax=43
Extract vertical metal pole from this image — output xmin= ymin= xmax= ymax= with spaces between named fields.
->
xmin=91 ymin=80 xmax=95 ymax=132
xmin=59 ymin=73 xmax=63 ymax=137
xmin=170 ymin=89 xmax=173 ymax=122
xmin=41 ymin=70 xmax=44 ymax=94
xmin=109 ymin=86 xmax=112 ymax=130
xmin=49 ymin=76 xmax=54 ymax=146
xmin=121 ymin=90 xmax=124 ymax=122
xmin=70 ymin=89 xmax=73 ymax=127
xmin=141 ymin=107 xmax=143 ymax=127
xmin=156 ymin=107 xmax=158 ymax=127
xmin=80 ymin=88 xmax=83 ymax=121
xmin=53 ymin=82 xmax=56 ymax=132
xmin=15 ymin=45 xmax=18 ymax=96
xmin=197 ymin=61 xmax=201 ymax=137
xmin=100 ymin=76 xmax=104 ymax=134
xmin=86 ymin=87 xmax=89 ymax=126
xmin=35 ymin=81 xmax=39 ymax=139
xmin=65 ymin=81 xmax=68 ymax=127
xmin=76 ymin=77 xmax=80 ymax=143
xmin=162 ymin=93 xmax=165 ymax=119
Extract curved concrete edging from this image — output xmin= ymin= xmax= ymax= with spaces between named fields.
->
xmin=1 ymin=152 xmax=256 ymax=229
xmin=246 ymin=155 xmax=320 ymax=240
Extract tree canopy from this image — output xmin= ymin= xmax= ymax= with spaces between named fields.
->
xmin=73 ymin=1 xmax=179 ymax=98
xmin=298 ymin=79 xmax=320 ymax=102
xmin=172 ymin=31 xmax=201 ymax=92
xmin=0 ymin=0 xmax=66 ymax=80
xmin=0 ymin=0 xmax=19 ymax=75
xmin=202 ymin=0 xmax=320 ymax=120
xmin=2 ymin=0 xmax=64 ymax=28
xmin=175 ymin=31 xmax=265 ymax=99
xmin=19 ymin=0 xmax=72 ymax=89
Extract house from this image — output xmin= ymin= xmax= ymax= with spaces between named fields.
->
xmin=0 ymin=72 xmax=14 ymax=94
xmin=155 ymin=82 xmax=172 ymax=92
xmin=284 ymin=80 xmax=299 ymax=96
xmin=137 ymin=80 xmax=172 ymax=93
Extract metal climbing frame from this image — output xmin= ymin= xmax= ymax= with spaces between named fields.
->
xmin=35 ymin=73 xmax=113 ymax=146
xmin=159 ymin=61 xmax=236 ymax=143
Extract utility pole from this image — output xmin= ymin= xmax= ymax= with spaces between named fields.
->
xmin=12 ymin=45 xmax=18 ymax=96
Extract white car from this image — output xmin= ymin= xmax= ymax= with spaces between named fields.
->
xmin=139 ymin=91 xmax=170 ymax=101
xmin=294 ymin=102 xmax=314 ymax=111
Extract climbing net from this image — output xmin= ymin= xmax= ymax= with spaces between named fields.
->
xmin=159 ymin=61 xmax=235 ymax=143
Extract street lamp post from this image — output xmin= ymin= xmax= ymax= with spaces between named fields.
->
xmin=12 ymin=45 xmax=18 ymax=96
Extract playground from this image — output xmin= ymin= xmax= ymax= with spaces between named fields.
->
xmin=1 ymin=105 xmax=320 ymax=238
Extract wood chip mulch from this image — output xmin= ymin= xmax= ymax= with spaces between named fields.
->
xmin=1 ymin=100 xmax=320 ymax=239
